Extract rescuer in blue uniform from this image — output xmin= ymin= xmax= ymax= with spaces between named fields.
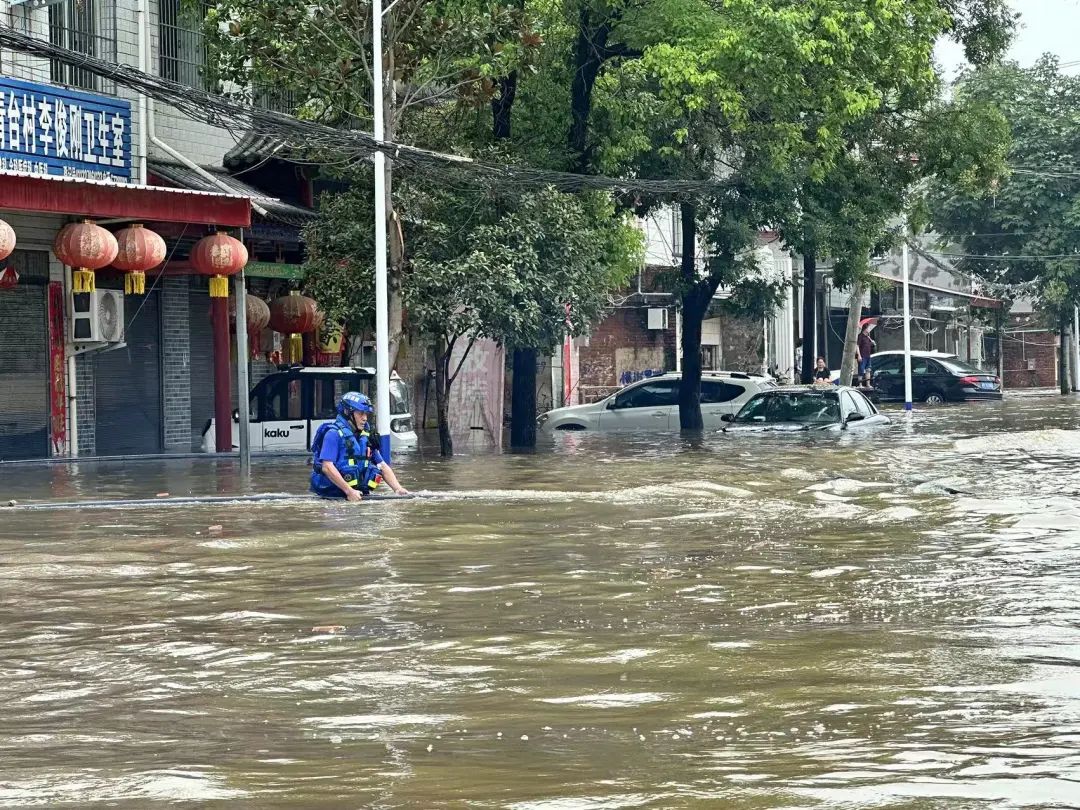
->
xmin=310 ymin=391 xmax=408 ymax=501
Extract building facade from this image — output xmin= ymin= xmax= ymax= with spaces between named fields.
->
xmin=0 ymin=0 xmax=317 ymax=461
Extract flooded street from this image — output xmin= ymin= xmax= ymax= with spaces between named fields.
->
xmin=2 ymin=393 xmax=1080 ymax=808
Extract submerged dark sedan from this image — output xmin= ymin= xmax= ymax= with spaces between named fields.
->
xmin=721 ymin=385 xmax=891 ymax=432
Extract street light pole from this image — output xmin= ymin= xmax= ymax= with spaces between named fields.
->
xmin=372 ymin=0 xmax=392 ymax=460
xmin=902 ymin=239 xmax=913 ymax=411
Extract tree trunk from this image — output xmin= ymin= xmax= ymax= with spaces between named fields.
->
xmin=679 ymin=288 xmax=707 ymax=430
xmin=996 ymin=309 xmax=1005 ymax=389
xmin=510 ymin=347 xmax=537 ymax=448
xmin=1061 ymin=322 xmax=1071 ymax=395
xmin=569 ymin=11 xmax=611 ymax=172
xmin=800 ymin=250 xmax=817 ymax=384
xmin=839 ymin=283 xmax=864 ymax=387
xmin=434 ymin=336 xmax=453 ymax=457
xmin=492 ymin=70 xmax=518 ymax=139
xmin=677 ymin=203 xmax=708 ymax=431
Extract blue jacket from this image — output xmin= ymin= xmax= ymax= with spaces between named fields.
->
xmin=310 ymin=416 xmax=384 ymax=497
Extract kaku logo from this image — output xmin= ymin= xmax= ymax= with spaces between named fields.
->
xmin=264 ymin=428 xmax=292 ymax=438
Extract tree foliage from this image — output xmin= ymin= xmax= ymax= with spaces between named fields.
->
xmin=930 ymin=57 xmax=1080 ymax=325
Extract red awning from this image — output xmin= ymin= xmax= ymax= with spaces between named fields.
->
xmin=0 ymin=171 xmax=251 ymax=227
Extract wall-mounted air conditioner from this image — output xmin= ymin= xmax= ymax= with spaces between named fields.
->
xmin=647 ymin=308 xmax=669 ymax=330
xmin=71 ymin=289 xmax=124 ymax=343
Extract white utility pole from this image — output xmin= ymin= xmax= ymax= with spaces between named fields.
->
xmin=1073 ymin=305 xmax=1079 ymax=391
xmin=902 ymin=239 xmax=913 ymax=411
xmin=372 ymin=0 xmax=392 ymax=459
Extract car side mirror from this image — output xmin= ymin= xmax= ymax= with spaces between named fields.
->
xmin=720 ymin=413 xmax=735 ymax=423
xmin=232 ymin=409 xmax=239 ymax=421
xmin=606 ymin=399 xmax=617 ymax=410
xmin=846 ymin=413 xmax=865 ymax=423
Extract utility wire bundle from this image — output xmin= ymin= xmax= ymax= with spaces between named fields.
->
xmin=0 ymin=25 xmax=720 ymax=198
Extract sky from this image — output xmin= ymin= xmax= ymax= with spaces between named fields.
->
xmin=936 ymin=0 xmax=1080 ymax=79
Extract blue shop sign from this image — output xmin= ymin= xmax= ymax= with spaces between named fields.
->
xmin=0 ymin=77 xmax=132 ymax=182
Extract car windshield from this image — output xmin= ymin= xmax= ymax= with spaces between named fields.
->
xmin=734 ymin=391 xmax=841 ymax=424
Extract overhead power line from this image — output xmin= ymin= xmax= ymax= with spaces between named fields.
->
xmin=0 ymin=25 xmax=723 ymax=198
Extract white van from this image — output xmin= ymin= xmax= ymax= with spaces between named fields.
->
xmin=200 ymin=366 xmax=419 ymax=453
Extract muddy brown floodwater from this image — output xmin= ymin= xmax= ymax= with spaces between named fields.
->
xmin=2 ymin=392 xmax=1080 ymax=808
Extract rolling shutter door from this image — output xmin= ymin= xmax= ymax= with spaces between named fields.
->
xmin=94 ymin=289 xmax=163 ymax=455
xmin=188 ymin=288 xmax=215 ymax=450
xmin=0 ymin=251 xmax=49 ymax=460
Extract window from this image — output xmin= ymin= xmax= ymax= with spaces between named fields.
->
xmin=735 ymin=392 xmax=840 ymax=425
xmin=701 ymin=345 xmax=720 ymax=371
xmin=853 ymin=391 xmax=876 ymax=417
xmin=911 ymin=357 xmax=934 ymax=375
xmin=840 ymin=391 xmax=859 ymax=420
xmin=159 ymin=0 xmax=212 ymax=90
xmin=49 ymin=0 xmax=118 ymax=94
xmin=701 ymin=380 xmax=745 ymax=404
xmin=259 ymin=376 xmax=302 ymax=421
xmin=873 ymin=356 xmax=901 ymax=376
xmin=613 ymin=380 xmax=679 ymax=409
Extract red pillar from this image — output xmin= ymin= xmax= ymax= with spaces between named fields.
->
xmin=211 ymin=297 xmax=233 ymax=453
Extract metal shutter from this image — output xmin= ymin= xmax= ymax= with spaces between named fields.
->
xmin=188 ymin=288 xmax=215 ymax=450
xmin=94 ymin=289 xmax=163 ymax=455
xmin=0 ymin=251 xmax=49 ymax=460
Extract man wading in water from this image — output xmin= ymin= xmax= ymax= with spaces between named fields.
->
xmin=310 ymin=392 xmax=408 ymax=501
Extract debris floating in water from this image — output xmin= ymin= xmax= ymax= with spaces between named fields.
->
xmin=311 ymin=625 xmax=346 ymax=634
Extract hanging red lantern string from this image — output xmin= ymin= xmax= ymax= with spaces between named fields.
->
xmin=269 ymin=291 xmax=320 ymax=364
xmin=0 ymin=218 xmax=16 ymax=262
xmin=190 ymin=232 xmax=248 ymax=298
xmin=53 ymin=220 xmax=119 ymax=294
xmin=229 ymin=293 xmax=271 ymax=357
xmin=112 ymin=224 xmax=167 ymax=295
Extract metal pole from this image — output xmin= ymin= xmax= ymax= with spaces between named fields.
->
xmin=902 ymin=240 xmax=913 ymax=411
xmin=1067 ymin=306 xmax=1075 ymax=390
xmin=372 ymin=0 xmax=392 ymax=460
xmin=234 ymin=262 xmax=250 ymax=476
xmin=675 ymin=308 xmax=682 ymax=373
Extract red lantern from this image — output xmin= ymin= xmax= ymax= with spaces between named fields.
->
xmin=0 ymin=219 xmax=15 ymax=262
xmin=190 ymin=232 xmax=248 ymax=298
xmin=229 ymin=293 xmax=271 ymax=357
xmin=112 ymin=224 xmax=166 ymax=295
xmin=0 ymin=266 xmax=18 ymax=290
xmin=269 ymin=291 xmax=320 ymax=363
xmin=53 ymin=220 xmax=119 ymax=293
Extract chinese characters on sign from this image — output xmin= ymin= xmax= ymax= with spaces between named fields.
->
xmin=0 ymin=77 xmax=131 ymax=182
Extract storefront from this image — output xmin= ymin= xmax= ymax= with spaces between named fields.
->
xmin=0 ymin=76 xmax=251 ymax=461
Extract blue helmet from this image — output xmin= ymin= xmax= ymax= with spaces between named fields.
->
xmin=337 ymin=391 xmax=374 ymax=417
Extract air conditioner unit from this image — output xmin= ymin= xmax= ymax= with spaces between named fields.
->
xmin=71 ymin=289 xmax=124 ymax=343
xmin=647 ymin=308 xmax=669 ymax=330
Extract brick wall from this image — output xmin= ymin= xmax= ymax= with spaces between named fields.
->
xmin=75 ymin=354 xmax=95 ymax=456
xmin=161 ymin=276 xmax=193 ymax=451
xmin=1003 ymin=330 xmax=1058 ymax=389
xmin=578 ymin=306 xmax=677 ymax=403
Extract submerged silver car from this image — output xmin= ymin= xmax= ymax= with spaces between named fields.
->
xmin=721 ymin=385 xmax=890 ymax=432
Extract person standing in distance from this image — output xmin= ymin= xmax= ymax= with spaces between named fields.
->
xmin=857 ymin=323 xmax=876 ymax=388
xmin=310 ymin=391 xmax=409 ymax=501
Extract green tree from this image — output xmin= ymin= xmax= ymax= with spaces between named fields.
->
xmin=580 ymin=0 xmax=976 ymax=428
xmin=930 ymin=57 xmax=1080 ymax=394
xmin=303 ymin=180 xmax=640 ymax=454
xmin=200 ymin=0 xmax=543 ymax=366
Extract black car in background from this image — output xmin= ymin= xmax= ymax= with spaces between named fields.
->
xmin=870 ymin=350 xmax=1002 ymax=405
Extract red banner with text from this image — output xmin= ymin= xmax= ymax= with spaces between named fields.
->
xmin=48 ymin=281 xmax=67 ymax=456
